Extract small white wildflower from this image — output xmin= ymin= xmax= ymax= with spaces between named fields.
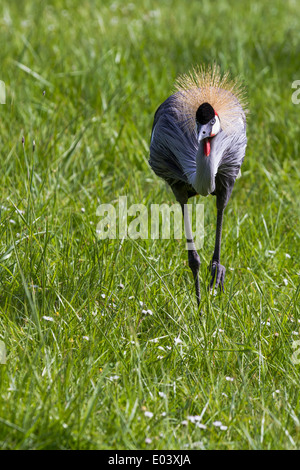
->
xmin=187 ymin=416 xmax=201 ymax=423
xmin=62 ymin=423 xmax=68 ymax=429
xmin=174 ymin=337 xmax=183 ymax=345
xmin=213 ymin=421 xmax=222 ymax=427
xmin=157 ymin=355 xmax=164 ymax=360
xmin=220 ymin=425 xmax=228 ymax=431
xmin=101 ymin=293 xmax=106 ymax=299
xmin=181 ymin=420 xmax=188 ymax=426
xmin=146 ymin=309 xmax=153 ymax=315
xmin=118 ymin=283 xmax=124 ymax=289
xmin=141 ymin=309 xmax=148 ymax=315
xmin=81 ymin=207 xmax=85 ymax=213
xmin=159 ymin=391 xmax=166 ymax=398
xmin=9 ymin=219 xmax=16 ymax=224
xmin=161 ymin=412 xmax=166 ymax=417
xmin=292 ymin=331 xmax=299 ymax=335
xmin=225 ymin=376 xmax=234 ymax=382
xmin=82 ymin=336 xmax=89 ymax=341
xmin=222 ymin=393 xmax=228 ymax=397
xmin=139 ymin=301 xmax=144 ymax=307
xmin=145 ymin=438 xmax=152 ymax=444
xmin=283 ymin=279 xmax=288 ymax=286
xmin=108 ymin=375 xmax=119 ymax=381
xmin=42 ymin=316 xmax=54 ymax=322
xmin=144 ymin=411 xmax=153 ymax=418
xmin=196 ymin=423 xmax=207 ymax=430
xmin=219 ymin=329 xmax=224 ymax=333
xmin=268 ymin=250 xmax=276 ymax=254
xmin=285 ymin=253 xmax=291 ymax=259
xmin=128 ymin=296 xmax=134 ymax=300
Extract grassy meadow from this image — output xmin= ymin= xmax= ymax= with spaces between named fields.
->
xmin=0 ymin=0 xmax=300 ymax=450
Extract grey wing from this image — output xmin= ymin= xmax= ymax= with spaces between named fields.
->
xmin=149 ymin=95 xmax=198 ymax=185
xmin=217 ymin=115 xmax=247 ymax=180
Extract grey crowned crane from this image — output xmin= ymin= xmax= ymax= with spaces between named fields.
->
xmin=149 ymin=65 xmax=247 ymax=307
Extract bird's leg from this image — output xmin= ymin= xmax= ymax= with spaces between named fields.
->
xmin=209 ymin=207 xmax=226 ymax=292
xmin=181 ymin=203 xmax=201 ymax=306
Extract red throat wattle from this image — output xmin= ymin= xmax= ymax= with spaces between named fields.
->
xmin=204 ymin=138 xmax=211 ymax=157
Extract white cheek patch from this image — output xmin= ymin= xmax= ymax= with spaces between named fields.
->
xmin=211 ymin=116 xmax=221 ymax=136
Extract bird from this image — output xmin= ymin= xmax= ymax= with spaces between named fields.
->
xmin=149 ymin=64 xmax=247 ymax=307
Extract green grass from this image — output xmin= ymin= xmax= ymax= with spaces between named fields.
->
xmin=0 ymin=0 xmax=300 ymax=450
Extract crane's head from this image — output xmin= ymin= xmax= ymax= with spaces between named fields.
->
xmin=196 ymin=102 xmax=221 ymax=156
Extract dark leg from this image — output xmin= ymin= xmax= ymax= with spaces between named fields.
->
xmin=209 ymin=207 xmax=226 ymax=292
xmin=181 ymin=203 xmax=201 ymax=306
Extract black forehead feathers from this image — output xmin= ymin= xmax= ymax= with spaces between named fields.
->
xmin=196 ymin=102 xmax=215 ymax=125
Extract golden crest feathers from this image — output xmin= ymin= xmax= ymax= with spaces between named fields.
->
xmin=174 ymin=64 xmax=248 ymax=134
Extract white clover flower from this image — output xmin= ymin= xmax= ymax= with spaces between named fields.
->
xmin=145 ymin=438 xmax=152 ymax=444
xmin=159 ymin=391 xmax=166 ymax=398
xmin=220 ymin=425 xmax=228 ymax=431
xmin=144 ymin=411 xmax=153 ymax=418
xmin=225 ymin=376 xmax=234 ymax=382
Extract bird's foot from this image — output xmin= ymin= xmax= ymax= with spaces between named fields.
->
xmin=209 ymin=261 xmax=225 ymax=292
